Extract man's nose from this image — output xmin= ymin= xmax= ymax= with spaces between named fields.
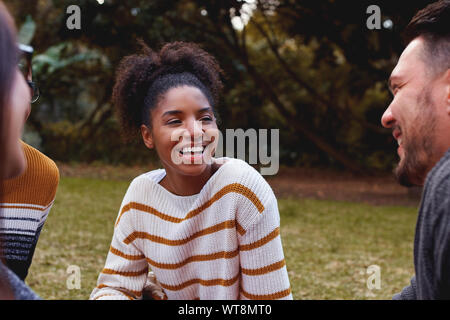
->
xmin=381 ymin=104 xmax=395 ymax=128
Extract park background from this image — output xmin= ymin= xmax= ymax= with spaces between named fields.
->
xmin=5 ymin=0 xmax=433 ymax=299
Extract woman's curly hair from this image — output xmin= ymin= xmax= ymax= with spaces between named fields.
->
xmin=112 ymin=40 xmax=224 ymax=140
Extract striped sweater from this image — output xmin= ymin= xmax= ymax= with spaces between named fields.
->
xmin=90 ymin=157 xmax=292 ymax=300
xmin=0 ymin=141 xmax=59 ymax=280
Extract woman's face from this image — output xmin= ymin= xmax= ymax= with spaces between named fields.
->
xmin=1 ymin=68 xmax=31 ymax=179
xmin=141 ymin=85 xmax=219 ymax=177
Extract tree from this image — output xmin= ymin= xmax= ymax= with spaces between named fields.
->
xmin=6 ymin=0 xmax=433 ymax=171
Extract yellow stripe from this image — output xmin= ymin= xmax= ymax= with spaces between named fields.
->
xmin=241 ymin=287 xmax=291 ymax=300
xmin=101 ymin=267 xmax=148 ymax=277
xmin=115 ymin=183 xmax=264 ymax=227
xmin=160 ymin=274 xmax=240 ymax=291
xmin=123 ymin=220 xmax=236 ymax=245
xmin=116 ymin=202 xmax=183 ymax=226
xmin=241 ymin=259 xmax=286 ymax=276
xmin=116 ymin=288 xmax=136 ymax=300
xmin=96 ymin=284 xmax=142 ymax=298
xmin=93 ymin=293 xmax=117 ymax=300
xmin=110 ymin=246 xmax=145 ymax=261
xmin=236 ymin=221 xmax=246 ymax=236
xmin=239 ymin=227 xmax=280 ymax=251
xmin=146 ymin=249 xmax=239 ymax=269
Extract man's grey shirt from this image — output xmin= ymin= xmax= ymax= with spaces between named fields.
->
xmin=394 ymin=148 xmax=450 ymax=300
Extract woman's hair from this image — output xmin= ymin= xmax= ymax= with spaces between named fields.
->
xmin=0 ymin=1 xmax=18 ymax=194
xmin=0 ymin=0 xmax=17 ymax=172
xmin=0 ymin=1 xmax=17 ymax=120
xmin=0 ymin=0 xmax=18 ymax=299
xmin=112 ymin=40 xmax=224 ymax=140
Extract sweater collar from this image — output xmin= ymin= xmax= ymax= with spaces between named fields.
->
xmin=424 ymin=147 xmax=450 ymax=185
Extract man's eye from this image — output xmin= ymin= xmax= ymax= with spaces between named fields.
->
xmin=200 ymin=117 xmax=212 ymax=122
xmin=392 ymin=84 xmax=404 ymax=95
xmin=167 ymin=119 xmax=181 ymax=125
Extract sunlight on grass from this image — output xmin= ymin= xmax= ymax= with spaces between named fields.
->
xmin=26 ymin=177 xmax=417 ymax=300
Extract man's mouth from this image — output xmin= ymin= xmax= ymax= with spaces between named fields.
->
xmin=392 ymin=128 xmax=404 ymax=157
xmin=396 ymin=135 xmax=404 ymax=157
xmin=393 ymin=128 xmax=402 ymax=146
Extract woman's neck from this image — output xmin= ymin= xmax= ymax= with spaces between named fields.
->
xmin=159 ymin=163 xmax=219 ymax=196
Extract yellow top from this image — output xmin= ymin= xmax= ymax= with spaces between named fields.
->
xmin=1 ymin=141 xmax=59 ymax=207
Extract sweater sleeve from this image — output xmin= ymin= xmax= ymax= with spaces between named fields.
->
xmin=237 ymin=190 xmax=292 ymax=300
xmin=90 ymin=223 xmax=148 ymax=300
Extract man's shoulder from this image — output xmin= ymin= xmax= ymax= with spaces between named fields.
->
xmin=422 ymin=150 xmax=450 ymax=217
xmin=426 ymin=150 xmax=450 ymax=190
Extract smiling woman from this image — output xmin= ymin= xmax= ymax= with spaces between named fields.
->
xmin=90 ymin=41 xmax=292 ymax=300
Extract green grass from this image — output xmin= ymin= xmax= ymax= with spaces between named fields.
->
xmin=26 ymin=177 xmax=417 ymax=300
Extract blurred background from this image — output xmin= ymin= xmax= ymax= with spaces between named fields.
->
xmin=6 ymin=0 xmax=432 ymax=170
xmin=4 ymin=0 xmax=434 ymax=299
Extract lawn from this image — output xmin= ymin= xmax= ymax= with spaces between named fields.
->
xmin=26 ymin=176 xmax=417 ymax=300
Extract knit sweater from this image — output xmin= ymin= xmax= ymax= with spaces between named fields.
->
xmin=0 ymin=141 xmax=59 ymax=280
xmin=394 ymin=148 xmax=450 ymax=299
xmin=90 ymin=157 xmax=292 ymax=300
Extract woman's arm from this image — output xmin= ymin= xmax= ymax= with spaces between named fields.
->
xmin=90 ymin=226 xmax=148 ymax=300
xmin=237 ymin=191 xmax=292 ymax=300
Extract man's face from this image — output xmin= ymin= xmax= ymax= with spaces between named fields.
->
xmin=381 ymin=38 xmax=447 ymax=186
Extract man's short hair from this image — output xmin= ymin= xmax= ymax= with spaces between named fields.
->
xmin=403 ymin=0 xmax=450 ymax=76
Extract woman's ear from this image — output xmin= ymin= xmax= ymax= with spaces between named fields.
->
xmin=141 ymin=124 xmax=154 ymax=149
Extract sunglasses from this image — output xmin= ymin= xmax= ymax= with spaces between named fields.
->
xmin=18 ymin=43 xmax=40 ymax=103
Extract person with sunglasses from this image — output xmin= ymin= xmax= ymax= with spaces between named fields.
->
xmin=0 ymin=9 xmax=59 ymax=283
xmin=0 ymin=0 xmax=40 ymax=299
xmin=18 ymin=43 xmax=40 ymax=104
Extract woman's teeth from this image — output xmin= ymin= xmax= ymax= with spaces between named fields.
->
xmin=180 ymin=146 xmax=205 ymax=154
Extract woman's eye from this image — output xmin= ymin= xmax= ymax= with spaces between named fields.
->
xmin=200 ymin=117 xmax=213 ymax=122
xmin=167 ymin=119 xmax=181 ymax=125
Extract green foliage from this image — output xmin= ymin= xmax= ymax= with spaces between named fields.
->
xmin=6 ymin=0 xmax=432 ymax=171
xmin=40 ymin=119 xmax=159 ymax=165
xmin=33 ymin=42 xmax=105 ymax=75
xmin=17 ymin=15 xmax=35 ymax=45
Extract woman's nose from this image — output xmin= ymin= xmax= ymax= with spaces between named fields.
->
xmin=184 ymin=119 xmax=204 ymax=142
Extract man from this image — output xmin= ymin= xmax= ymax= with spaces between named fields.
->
xmin=381 ymin=0 xmax=450 ymax=299
xmin=0 ymin=43 xmax=59 ymax=281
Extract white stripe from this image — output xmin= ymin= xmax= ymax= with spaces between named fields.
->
xmin=0 ymin=206 xmax=51 ymax=222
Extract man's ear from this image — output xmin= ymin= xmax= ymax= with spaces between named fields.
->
xmin=141 ymin=124 xmax=154 ymax=149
